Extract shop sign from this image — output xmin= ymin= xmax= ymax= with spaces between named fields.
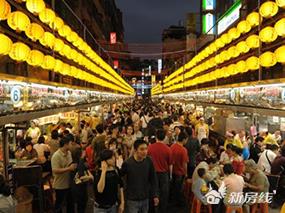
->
xmin=10 ymin=86 xmax=21 ymax=104
xmin=203 ymin=13 xmax=215 ymax=34
xmin=217 ymin=1 xmax=241 ymax=34
xmin=202 ymin=0 xmax=216 ymax=11
xmin=110 ymin=32 xmax=117 ymax=44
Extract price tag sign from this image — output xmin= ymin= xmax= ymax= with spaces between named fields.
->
xmin=10 ymin=86 xmax=21 ymax=104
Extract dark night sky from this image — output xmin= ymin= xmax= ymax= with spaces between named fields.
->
xmin=116 ymin=0 xmax=200 ymax=43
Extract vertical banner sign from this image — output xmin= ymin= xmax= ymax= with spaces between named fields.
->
xmin=110 ymin=32 xmax=117 ymax=44
xmin=149 ymin=65 xmax=151 ymax=76
xmin=158 ymin=59 xmax=162 ymax=74
xmin=202 ymin=0 xmax=216 ymax=35
xmin=114 ymin=60 xmax=119 ymax=69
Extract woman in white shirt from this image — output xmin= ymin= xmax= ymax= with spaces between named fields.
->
xmin=257 ymin=144 xmax=278 ymax=174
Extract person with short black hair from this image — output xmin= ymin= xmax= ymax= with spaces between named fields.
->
xmin=121 ymin=139 xmax=159 ymax=213
xmin=148 ymin=129 xmax=172 ymax=213
xmin=222 ymin=163 xmax=245 ymax=206
xmin=20 ymin=141 xmax=38 ymax=161
xmin=257 ymin=143 xmax=278 ymax=173
xmin=49 ymin=130 xmax=60 ymax=158
xmin=51 ymin=137 xmax=77 ymax=213
xmin=94 ymin=149 xmax=124 ymax=213
xmin=220 ymin=144 xmax=234 ymax=165
xmin=0 ymin=174 xmax=16 ymax=213
xmin=170 ymin=131 xmax=189 ymax=206
xmin=192 ymin=168 xmax=208 ymax=205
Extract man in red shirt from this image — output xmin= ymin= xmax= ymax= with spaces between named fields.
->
xmin=170 ymin=131 xmax=189 ymax=206
xmin=148 ymin=129 xmax=173 ymax=213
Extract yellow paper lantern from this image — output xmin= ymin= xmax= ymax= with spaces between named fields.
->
xmin=60 ymin=44 xmax=71 ymax=59
xmin=54 ymin=59 xmax=63 ymax=73
xmin=25 ymin=23 xmax=44 ymax=41
xmin=260 ymin=51 xmax=277 ymax=67
xmin=0 ymin=34 xmax=12 ymax=55
xmin=53 ymin=39 xmax=64 ymax=52
xmin=228 ymin=46 xmax=240 ymax=58
xmin=60 ymin=63 xmax=70 ymax=76
xmin=246 ymin=56 xmax=259 ymax=70
xmin=26 ymin=49 xmax=44 ymax=66
xmin=221 ymin=50 xmax=230 ymax=62
xmin=275 ymin=45 xmax=285 ymax=63
xmin=276 ymin=0 xmax=285 ymax=8
xmin=274 ymin=18 xmax=285 ymax=37
xmin=221 ymin=33 xmax=232 ymax=45
xmin=39 ymin=32 xmax=55 ymax=48
xmin=236 ymin=60 xmax=248 ymax=73
xmin=259 ymin=26 xmax=278 ymax=43
xmin=41 ymin=55 xmax=55 ymax=70
xmin=49 ymin=17 xmax=64 ymax=31
xmin=236 ymin=41 xmax=250 ymax=54
xmin=39 ymin=8 xmax=55 ymax=25
xmin=0 ymin=0 xmax=11 ymax=20
xmin=228 ymin=64 xmax=238 ymax=76
xmin=246 ymin=35 xmax=260 ymax=49
xmin=228 ymin=27 xmax=241 ymax=40
xmin=237 ymin=20 xmax=251 ymax=34
xmin=73 ymin=37 xmax=83 ymax=48
xmin=9 ymin=42 xmax=31 ymax=62
xmin=246 ymin=12 xmax=262 ymax=27
xmin=259 ymin=1 xmax=278 ymax=18
xmin=67 ymin=31 xmax=78 ymax=43
xmin=215 ymin=38 xmax=225 ymax=49
xmin=26 ymin=0 xmax=45 ymax=14
xmin=58 ymin=25 xmax=71 ymax=38
xmin=7 ymin=11 xmax=31 ymax=32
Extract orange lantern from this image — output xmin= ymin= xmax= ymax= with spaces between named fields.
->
xmin=39 ymin=8 xmax=55 ymax=25
xmin=41 ymin=55 xmax=55 ymax=70
xmin=25 ymin=23 xmax=44 ymax=41
xmin=9 ymin=42 xmax=31 ymax=62
xmin=58 ymin=25 xmax=71 ymax=38
xmin=0 ymin=0 xmax=11 ymax=20
xmin=26 ymin=0 xmax=45 ymax=14
xmin=53 ymin=39 xmax=64 ymax=52
xmin=49 ymin=17 xmax=64 ymax=31
xmin=39 ymin=32 xmax=55 ymax=48
xmin=7 ymin=11 xmax=31 ymax=32
xmin=0 ymin=33 xmax=12 ymax=55
xmin=26 ymin=49 xmax=44 ymax=66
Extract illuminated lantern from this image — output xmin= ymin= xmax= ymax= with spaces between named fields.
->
xmin=67 ymin=31 xmax=78 ymax=43
xmin=236 ymin=41 xmax=250 ymax=53
xmin=70 ymin=66 xmax=78 ymax=76
xmin=246 ymin=56 xmax=259 ymax=70
xmin=259 ymin=26 xmax=278 ymax=43
xmin=260 ymin=51 xmax=277 ymax=67
xmin=237 ymin=20 xmax=251 ymax=34
xmin=9 ymin=42 xmax=30 ymax=62
xmin=41 ymin=55 xmax=55 ymax=70
xmin=209 ymin=43 xmax=217 ymax=53
xmin=39 ymin=32 xmax=55 ymax=48
xmin=26 ymin=0 xmax=45 ymax=14
xmin=259 ymin=1 xmax=278 ymax=18
xmin=0 ymin=34 xmax=12 ymax=55
xmin=275 ymin=45 xmax=285 ymax=63
xmin=221 ymin=50 xmax=230 ymax=62
xmin=59 ymin=44 xmax=71 ymax=58
xmin=236 ymin=60 xmax=248 ymax=73
xmin=49 ymin=17 xmax=64 ymax=31
xmin=0 ymin=0 xmax=11 ymax=20
xmin=246 ymin=35 xmax=260 ymax=49
xmin=246 ymin=12 xmax=262 ymax=27
xmin=73 ymin=37 xmax=83 ymax=48
xmin=228 ymin=46 xmax=240 ymax=58
xmin=58 ymin=25 xmax=71 ymax=38
xmin=54 ymin=59 xmax=63 ymax=73
xmin=60 ymin=63 xmax=70 ymax=76
xmin=39 ymin=8 xmax=55 ymax=25
xmin=215 ymin=54 xmax=223 ymax=64
xmin=274 ymin=18 xmax=285 ymax=37
xmin=221 ymin=33 xmax=232 ymax=45
xmin=25 ymin=23 xmax=44 ymax=41
xmin=26 ymin=49 xmax=44 ymax=66
xmin=276 ymin=0 xmax=285 ymax=8
xmin=53 ymin=38 xmax=64 ymax=52
xmin=228 ymin=28 xmax=241 ymax=40
xmin=215 ymin=38 xmax=225 ymax=48
xmin=7 ymin=11 xmax=31 ymax=32
xmin=228 ymin=64 xmax=238 ymax=76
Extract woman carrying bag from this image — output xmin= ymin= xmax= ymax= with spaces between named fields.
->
xmin=94 ymin=149 xmax=124 ymax=213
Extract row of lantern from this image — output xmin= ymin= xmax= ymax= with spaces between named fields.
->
xmin=151 ymin=84 xmax=163 ymax=95
xmin=163 ymin=0 xmax=285 ymax=86
xmin=0 ymin=0 xmax=133 ymax=93
xmin=0 ymin=33 xmax=132 ymax=94
xmin=163 ymin=45 xmax=285 ymax=93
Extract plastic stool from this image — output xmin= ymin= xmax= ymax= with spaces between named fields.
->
xmin=251 ymin=203 xmax=269 ymax=213
xmin=191 ymin=196 xmax=212 ymax=213
xmin=225 ymin=205 xmax=243 ymax=213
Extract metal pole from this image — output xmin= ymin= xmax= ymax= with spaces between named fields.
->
xmin=258 ymin=0 xmax=262 ymax=81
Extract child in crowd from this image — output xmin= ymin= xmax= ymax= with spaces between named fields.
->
xmin=192 ymin=168 xmax=208 ymax=205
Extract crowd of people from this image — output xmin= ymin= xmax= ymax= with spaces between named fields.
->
xmin=0 ymin=98 xmax=285 ymax=213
